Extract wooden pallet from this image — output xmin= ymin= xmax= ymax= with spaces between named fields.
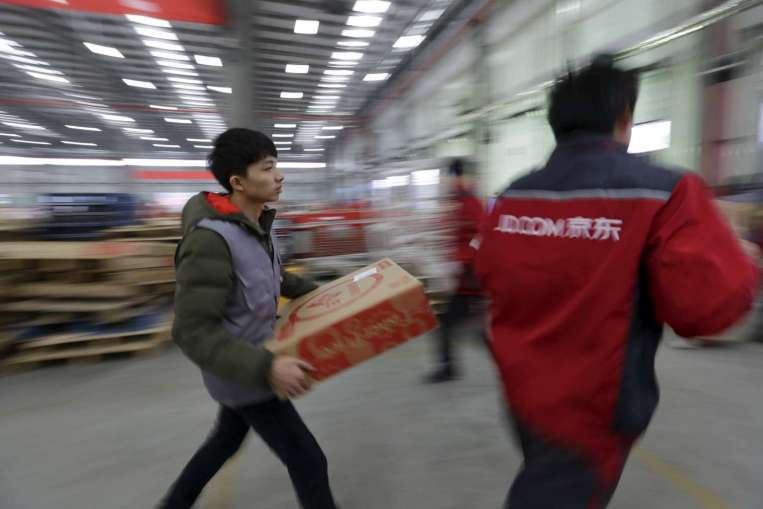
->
xmin=1 ymin=324 xmax=172 ymax=370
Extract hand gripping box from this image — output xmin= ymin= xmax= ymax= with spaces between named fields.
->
xmin=266 ymin=259 xmax=438 ymax=381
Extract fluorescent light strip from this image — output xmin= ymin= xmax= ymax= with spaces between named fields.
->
xmin=101 ymin=114 xmax=135 ymax=122
xmin=126 ymin=14 xmax=172 ymax=28
xmin=165 ymin=118 xmax=193 ymax=124
xmin=157 ymin=60 xmax=195 ymax=70
xmin=341 ymin=29 xmax=375 ymax=38
xmin=150 ymin=50 xmax=189 ymax=61
xmin=346 ymin=15 xmax=382 ymax=28
xmin=13 ymin=64 xmax=62 ymax=75
xmin=153 ymin=143 xmax=181 ymax=148
xmin=0 ymin=132 xmax=20 ymax=137
xmin=27 ymin=71 xmax=69 ymax=83
xmin=294 ymin=19 xmax=320 ymax=35
xmin=168 ymin=77 xmax=202 ymax=84
xmin=187 ymin=138 xmax=211 ymax=142
xmin=162 ymin=68 xmax=199 ymax=77
xmin=274 ymin=124 xmax=296 ymax=128
xmin=173 ymin=83 xmax=205 ymax=91
xmin=194 ymin=145 xmax=213 ymax=149
xmin=83 ymin=42 xmax=124 ymax=58
xmin=207 ymin=86 xmax=231 ymax=94
xmin=337 ymin=40 xmax=369 ymax=47
xmin=143 ymin=39 xmax=184 ymax=52
xmin=194 ymin=55 xmax=222 ymax=67
xmin=61 ymin=141 xmax=97 ymax=146
xmin=394 ymin=35 xmax=425 ymax=49
xmin=123 ymin=78 xmax=156 ymax=89
xmin=123 ymin=128 xmax=154 ymax=134
xmin=12 ymin=139 xmax=51 ymax=145
xmin=134 ymin=26 xmax=178 ymax=41
xmin=149 ymin=104 xmax=178 ymax=111
xmin=285 ymin=64 xmax=310 ymax=74
xmin=3 ymin=121 xmax=44 ymax=130
xmin=0 ymin=54 xmax=49 ymax=65
xmin=141 ymin=136 xmax=168 ymax=141
xmin=352 ymin=1 xmax=390 ymax=14
xmin=324 ymin=69 xmax=354 ymax=76
xmin=65 ymin=125 xmax=101 ymax=131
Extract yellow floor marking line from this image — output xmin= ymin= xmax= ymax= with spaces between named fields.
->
xmin=633 ymin=448 xmax=733 ymax=509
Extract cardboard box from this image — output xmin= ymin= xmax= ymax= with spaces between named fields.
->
xmin=266 ymin=259 xmax=438 ymax=381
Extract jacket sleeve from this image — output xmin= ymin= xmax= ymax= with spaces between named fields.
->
xmin=281 ymin=269 xmax=319 ymax=299
xmin=172 ymin=228 xmax=274 ymax=389
xmin=646 ymin=174 xmax=760 ymax=337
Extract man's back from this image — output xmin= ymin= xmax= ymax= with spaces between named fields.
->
xmin=475 ymin=133 xmax=758 ymax=482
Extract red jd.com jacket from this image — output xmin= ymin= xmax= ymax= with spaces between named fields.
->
xmin=474 ymin=133 xmax=759 ymax=484
xmin=451 ymin=181 xmax=485 ymax=295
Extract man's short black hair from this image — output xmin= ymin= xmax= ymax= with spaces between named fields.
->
xmin=208 ymin=128 xmax=278 ymax=192
xmin=449 ymin=158 xmax=465 ymax=177
xmin=547 ymin=55 xmax=639 ymax=140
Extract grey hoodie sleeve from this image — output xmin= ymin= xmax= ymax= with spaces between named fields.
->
xmin=172 ymin=228 xmax=274 ymax=390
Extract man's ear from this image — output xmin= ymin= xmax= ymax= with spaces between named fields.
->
xmin=229 ymin=175 xmax=243 ymax=192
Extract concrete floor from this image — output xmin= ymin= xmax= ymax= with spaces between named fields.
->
xmin=1 ymin=334 xmax=762 ymax=509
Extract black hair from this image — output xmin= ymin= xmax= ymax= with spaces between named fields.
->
xmin=547 ymin=55 xmax=639 ymax=140
xmin=208 ymin=128 xmax=278 ymax=192
xmin=449 ymin=158 xmax=465 ymax=177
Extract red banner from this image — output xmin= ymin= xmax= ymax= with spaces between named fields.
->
xmin=133 ymin=170 xmax=213 ymax=180
xmin=0 ymin=0 xmax=225 ymax=25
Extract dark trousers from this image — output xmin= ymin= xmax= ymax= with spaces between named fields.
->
xmin=160 ymin=398 xmax=336 ymax=509
xmin=436 ymin=293 xmax=484 ymax=370
xmin=505 ymin=423 xmax=626 ymax=509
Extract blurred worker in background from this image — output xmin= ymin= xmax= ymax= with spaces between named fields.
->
xmin=159 ymin=128 xmax=337 ymax=509
xmin=423 ymin=158 xmax=486 ymax=383
xmin=473 ymin=56 xmax=760 ymax=508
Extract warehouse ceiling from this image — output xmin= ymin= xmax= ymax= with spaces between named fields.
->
xmin=0 ymin=0 xmax=459 ymax=160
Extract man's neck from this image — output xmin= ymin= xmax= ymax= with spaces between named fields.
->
xmin=229 ymin=193 xmax=264 ymax=224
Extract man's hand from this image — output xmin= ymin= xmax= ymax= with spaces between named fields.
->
xmin=269 ymin=356 xmax=316 ymax=399
xmin=740 ymin=239 xmax=761 ymax=261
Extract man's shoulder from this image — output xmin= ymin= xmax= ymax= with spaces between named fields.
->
xmin=503 ymin=153 xmax=685 ymax=196
xmin=177 ymin=226 xmax=231 ymax=260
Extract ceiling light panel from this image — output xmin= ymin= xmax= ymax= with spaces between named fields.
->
xmin=83 ymin=42 xmax=124 ymax=58
xmin=294 ymin=19 xmax=320 ymax=34
xmin=194 ymin=55 xmax=222 ymax=67
xmin=126 ymin=14 xmax=172 ymax=28
xmin=346 ymin=15 xmax=383 ymax=28
xmin=285 ymin=64 xmax=309 ymax=74
xmin=134 ymin=26 xmax=178 ymax=41
xmin=341 ymin=29 xmax=375 ymax=38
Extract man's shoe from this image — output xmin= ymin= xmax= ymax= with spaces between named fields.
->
xmin=422 ymin=366 xmax=459 ymax=383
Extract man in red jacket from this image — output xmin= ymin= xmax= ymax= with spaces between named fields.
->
xmin=424 ymin=158 xmax=486 ymax=383
xmin=474 ymin=56 xmax=759 ymax=507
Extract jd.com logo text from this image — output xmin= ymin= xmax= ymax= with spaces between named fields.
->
xmin=495 ymin=215 xmax=623 ymax=241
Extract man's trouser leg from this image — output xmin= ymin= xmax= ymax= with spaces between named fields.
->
xmin=160 ymin=406 xmax=249 ymax=509
xmin=238 ymin=398 xmax=337 ymax=509
xmin=505 ymin=424 xmax=626 ymax=509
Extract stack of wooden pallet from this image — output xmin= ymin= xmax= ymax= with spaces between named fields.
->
xmin=104 ymin=219 xmax=182 ymax=244
xmin=0 ymin=241 xmax=176 ymax=370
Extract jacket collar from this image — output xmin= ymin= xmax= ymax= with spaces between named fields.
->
xmin=554 ymin=132 xmax=628 ymax=153
xmin=204 ymin=192 xmax=277 ymax=235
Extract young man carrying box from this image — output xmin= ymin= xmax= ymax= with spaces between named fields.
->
xmin=159 ymin=128 xmax=338 ymax=509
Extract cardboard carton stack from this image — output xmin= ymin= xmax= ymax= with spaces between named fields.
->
xmin=0 ymin=241 xmax=176 ymax=369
